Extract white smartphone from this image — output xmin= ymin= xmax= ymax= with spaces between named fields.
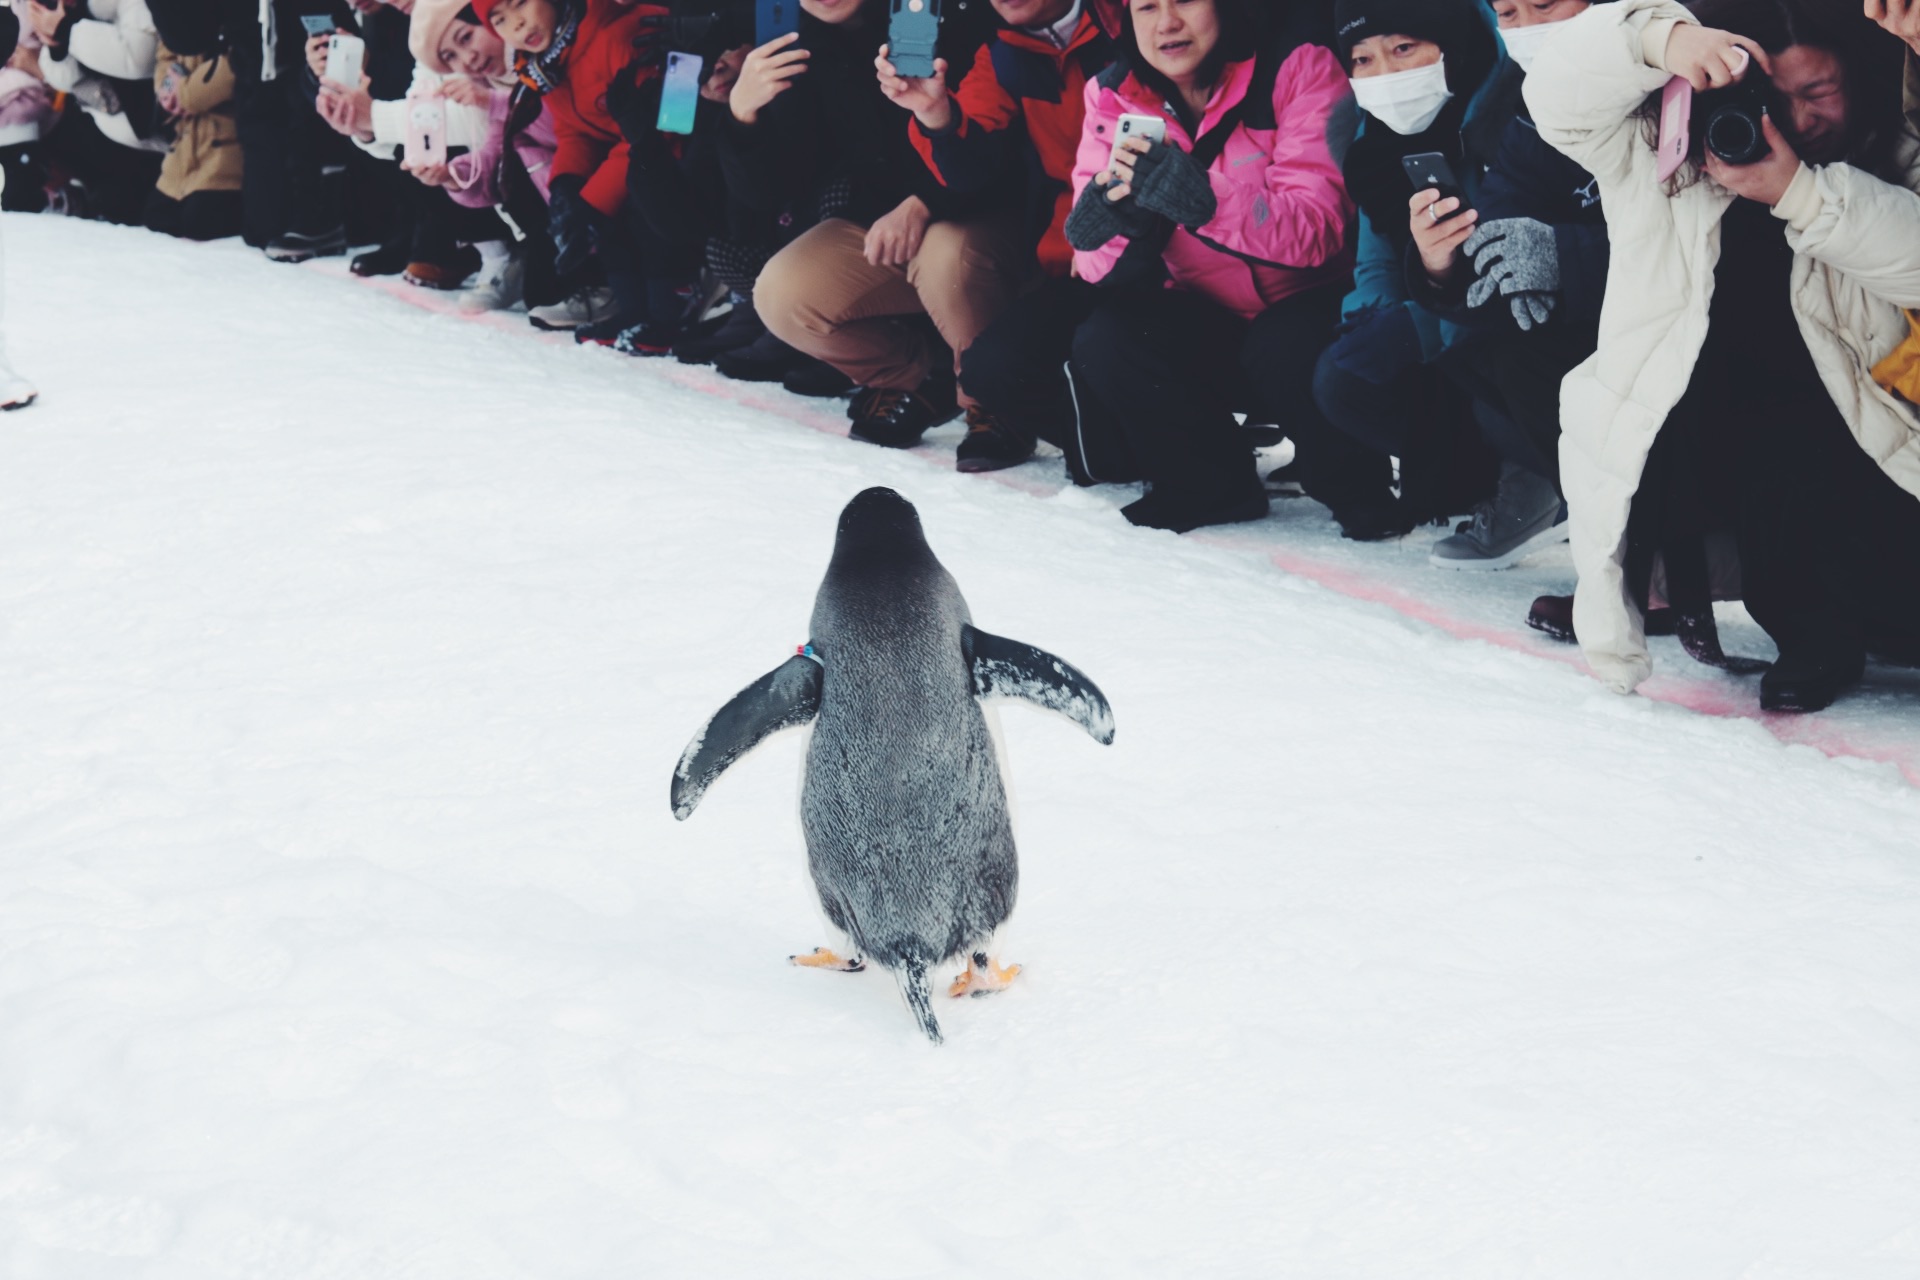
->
xmin=404 ymin=92 xmax=447 ymax=167
xmin=324 ymin=33 xmax=365 ymax=88
xmin=1108 ymin=112 xmax=1166 ymax=176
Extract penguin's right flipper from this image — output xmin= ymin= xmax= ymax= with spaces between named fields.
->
xmin=963 ymin=625 xmax=1116 ymax=745
xmin=672 ymin=654 xmax=823 ymax=820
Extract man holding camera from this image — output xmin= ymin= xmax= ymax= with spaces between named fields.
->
xmin=1525 ymin=0 xmax=1920 ymax=712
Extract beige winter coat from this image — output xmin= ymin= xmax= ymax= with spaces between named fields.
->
xmin=1523 ymin=0 xmax=1920 ymax=693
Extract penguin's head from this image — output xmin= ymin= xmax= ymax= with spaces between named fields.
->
xmin=828 ymin=488 xmax=939 ymax=574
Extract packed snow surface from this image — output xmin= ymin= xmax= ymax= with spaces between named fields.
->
xmin=5 ymin=217 xmax=1920 ymax=1278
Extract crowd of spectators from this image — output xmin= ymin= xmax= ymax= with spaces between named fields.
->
xmin=2 ymin=0 xmax=1919 ymax=714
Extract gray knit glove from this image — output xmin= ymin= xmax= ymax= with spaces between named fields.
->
xmin=1129 ymin=140 xmax=1217 ymax=227
xmin=1065 ymin=175 xmax=1159 ymax=251
xmin=1465 ymin=217 xmax=1560 ymax=331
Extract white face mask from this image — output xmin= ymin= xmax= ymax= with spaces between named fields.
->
xmin=1350 ymin=57 xmax=1454 ymax=137
xmin=1499 ymin=21 xmax=1567 ymax=74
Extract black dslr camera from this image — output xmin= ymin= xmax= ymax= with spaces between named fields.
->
xmin=1694 ymin=80 xmax=1775 ymax=165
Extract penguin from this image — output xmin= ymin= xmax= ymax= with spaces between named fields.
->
xmin=671 ymin=488 xmax=1115 ymax=1044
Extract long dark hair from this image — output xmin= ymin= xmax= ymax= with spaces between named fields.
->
xmin=1684 ymin=0 xmax=1906 ymax=173
xmin=1116 ymin=0 xmax=1261 ymax=127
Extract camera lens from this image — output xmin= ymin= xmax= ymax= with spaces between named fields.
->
xmin=1705 ymin=102 xmax=1767 ymax=165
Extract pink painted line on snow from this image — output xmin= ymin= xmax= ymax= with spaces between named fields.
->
xmin=329 ymin=263 xmax=1920 ymax=789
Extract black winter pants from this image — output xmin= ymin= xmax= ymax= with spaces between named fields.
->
xmin=41 ymin=111 xmax=162 ymax=226
xmin=1069 ymin=286 xmax=1261 ymax=503
xmin=143 ymin=188 xmax=245 ymax=240
xmin=1736 ymin=395 xmax=1920 ymax=664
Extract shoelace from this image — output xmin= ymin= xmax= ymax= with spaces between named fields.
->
xmin=864 ymin=390 xmax=915 ymax=423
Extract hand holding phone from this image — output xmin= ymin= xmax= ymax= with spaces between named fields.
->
xmin=875 ymin=42 xmax=951 ymax=128
xmin=1402 ymin=151 xmax=1478 ymax=283
xmin=1107 ymin=112 xmax=1165 ymax=184
xmin=730 ymin=31 xmax=808 ymax=125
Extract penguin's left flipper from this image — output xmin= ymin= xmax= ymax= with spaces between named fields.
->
xmin=672 ymin=653 xmax=824 ymax=820
xmin=948 ymin=952 xmax=1022 ymax=999
xmin=963 ymin=625 xmax=1115 ymax=745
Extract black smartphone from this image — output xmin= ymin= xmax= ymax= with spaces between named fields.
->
xmin=1400 ymin=151 xmax=1467 ymax=219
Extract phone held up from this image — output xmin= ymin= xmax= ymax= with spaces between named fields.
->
xmin=755 ymin=0 xmax=799 ymax=46
xmin=404 ymin=91 xmax=447 ymax=168
xmin=657 ymin=51 xmax=703 ymax=135
xmin=298 ymin=12 xmax=335 ymax=37
xmin=887 ymin=0 xmax=941 ymax=79
xmin=1400 ymin=151 xmax=1466 ymax=220
xmin=324 ymin=33 xmax=366 ymax=88
xmin=1108 ymin=112 xmax=1165 ymax=177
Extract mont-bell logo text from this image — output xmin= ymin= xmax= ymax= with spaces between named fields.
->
xmin=1338 ymin=17 xmax=1369 ymax=36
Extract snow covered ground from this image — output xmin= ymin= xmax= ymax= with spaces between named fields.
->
xmin=4 ymin=215 xmax=1920 ymax=1278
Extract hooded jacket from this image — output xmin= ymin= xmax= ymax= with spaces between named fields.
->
xmin=153 ymin=43 xmax=240 ymax=197
xmin=1525 ymin=0 xmax=1920 ymax=692
xmin=38 ymin=0 xmax=166 ymax=150
xmin=1337 ymin=0 xmax=1520 ymax=358
xmin=1069 ymin=41 xmax=1355 ymax=319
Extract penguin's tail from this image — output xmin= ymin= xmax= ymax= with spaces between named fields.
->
xmin=895 ymin=962 xmax=943 ymax=1045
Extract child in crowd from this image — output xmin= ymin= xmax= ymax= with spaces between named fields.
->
xmin=477 ymin=0 xmax=687 ymax=349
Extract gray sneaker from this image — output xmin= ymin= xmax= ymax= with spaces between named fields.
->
xmin=1429 ymin=464 xmax=1568 ymax=570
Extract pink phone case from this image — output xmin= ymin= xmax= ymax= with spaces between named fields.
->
xmin=405 ymin=94 xmax=447 ymax=168
xmin=1655 ymin=76 xmax=1691 ymax=183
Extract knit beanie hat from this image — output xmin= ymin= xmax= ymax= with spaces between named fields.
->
xmin=469 ymin=0 xmax=501 ymax=33
xmin=1333 ymin=0 xmax=1482 ymax=63
xmin=411 ymin=0 xmax=479 ymax=65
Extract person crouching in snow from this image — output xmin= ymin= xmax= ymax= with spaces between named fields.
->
xmin=1526 ymin=0 xmax=1920 ymax=712
xmin=0 ymin=4 xmax=34 ymax=409
xmin=478 ymin=0 xmax=692 ymax=352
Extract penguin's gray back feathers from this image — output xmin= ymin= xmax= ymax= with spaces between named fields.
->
xmin=803 ymin=548 xmax=1017 ymax=980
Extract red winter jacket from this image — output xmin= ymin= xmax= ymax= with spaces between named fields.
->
xmin=539 ymin=0 xmax=667 ymax=216
xmin=911 ymin=13 xmax=1113 ymax=278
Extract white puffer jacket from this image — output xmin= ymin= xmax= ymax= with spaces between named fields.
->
xmin=38 ymin=0 xmax=165 ymax=151
xmin=1524 ymin=0 xmax=1920 ymax=693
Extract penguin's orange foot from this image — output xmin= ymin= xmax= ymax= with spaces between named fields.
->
xmin=790 ymin=947 xmax=865 ymax=972
xmin=948 ymin=955 xmax=1021 ymax=999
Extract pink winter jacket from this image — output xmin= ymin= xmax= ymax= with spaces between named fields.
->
xmin=1070 ymin=45 xmax=1356 ymax=319
xmin=446 ymin=87 xmax=558 ymax=209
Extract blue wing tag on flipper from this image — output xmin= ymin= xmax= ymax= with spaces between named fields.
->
xmin=672 ymin=652 xmax=825 ymax=820
xmin=963 ymin=625 xmax=1115 ymax=745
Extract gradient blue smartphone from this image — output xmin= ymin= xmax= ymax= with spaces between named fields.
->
xmin=887 ymin=0 xmax=940 ymax=78
xmin=755 ymin=0 xmax=799 ymax=46
xmin=298 ymin=13 xmax=334 ymax=37
xmin=657 ymin=51 xmax=702 ymax=135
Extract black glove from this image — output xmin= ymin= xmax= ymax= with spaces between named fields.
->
xmin=1064 ymin=174 xmax=1159 ymax=251
xmin=547 ymin=176 xmax=598 ymax=277
xmin=1129 ymin=140 xmax=1216 ymax=228
xmin=605 ymin=61 xmax=664 ymax=142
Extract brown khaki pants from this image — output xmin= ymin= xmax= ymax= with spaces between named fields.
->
xmin=754 ymin=215 xmax=1027 ymax=406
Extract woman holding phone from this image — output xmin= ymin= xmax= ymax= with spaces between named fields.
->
xmin=1053 ymin=0 xmax=1353 ymax=533
xmin=1306 ymin=0 xmax=1522 ymax=542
